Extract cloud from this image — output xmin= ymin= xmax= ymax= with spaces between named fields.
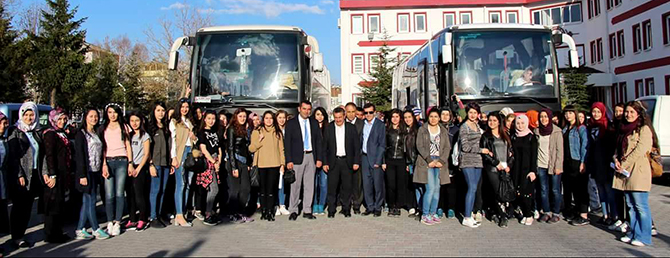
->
xmin=320 ymin=0 xmax=335 ymax=4
xmin=161 ymin=2 xmax=189 ymax=10
xmin=200 ymin=0 xmax=324 ymax=18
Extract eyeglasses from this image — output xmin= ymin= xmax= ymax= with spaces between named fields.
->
xmin=365 ymin=111 xmax=375 ymax=115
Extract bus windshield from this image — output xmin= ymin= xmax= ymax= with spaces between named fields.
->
xmin=194 ymin=32 xmax=301 ymax=102
xmin=453 ymin=30 xmax=556 ymax=99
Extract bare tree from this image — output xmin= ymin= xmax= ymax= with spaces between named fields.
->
xmin=16 ymin=1 xmax=44 ymax=37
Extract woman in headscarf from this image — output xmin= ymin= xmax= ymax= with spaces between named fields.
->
xmin=526 ymin=110 xmax=539 ymax=130
xmin=533 ymin=108 xmax=564 ymax=224
xmin=587 ymin=102 xmax=618 ymax=226
xmin=0 ymin=112 xmax=9 ymax=240
xmin=511 ymin=114 xmax=538 ymax=226
xmin=42 ymin=108 xmax=72 ymax=243
xmin=6 ymin=102 xmax=43 ymax=248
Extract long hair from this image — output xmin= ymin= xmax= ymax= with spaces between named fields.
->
xmin=311 ymin=107 xmax=329 ymax=136
xmin=127 ymin=111 xmax=146 ymax=139
xmin=563 ymin=105 xmax=582 ymax=129
xmin=260 ymin=111 xmax=283 ymax=140
xmin=232 ymin=108 xmax=249 ymax=138
xmin=79 ymin=107 xmax=99 ymax=135
xmin=486 ymin=112 xmax=511 ymax=145
xmin=403 ymin=109 xmax=419 ymax=134
xmin=624 ymin=101 xmax=659 ymax=149
xmin=148 ymin=102 xmax=169 ymax=136
xmin=99 ymin=104 xmax=129 ymax=152
xmin=172 ymin=98 xmax=191 ymax=125
xmin=386 ymin=108 xmax=407 ymax=134
xmin=199 ymin=110 xmax=219 ymax=133
xmin=276 ymin=110 xmax=289 ymax=129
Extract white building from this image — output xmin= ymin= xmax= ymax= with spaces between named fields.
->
xmin=339 ymin=0 xmax=670 ymax=109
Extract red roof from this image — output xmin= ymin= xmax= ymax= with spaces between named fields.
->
xmin=341 ymin=0 xmax=548 ymax=9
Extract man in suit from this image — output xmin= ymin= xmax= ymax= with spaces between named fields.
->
xmin=345 ymin=102 xmax=365 ymax=214
xmin=360 ymin=103 xmax=386 ymax=217
xmin=323 ymin=107 xmax=361 ymax=218
xmin=284 ymin=100 xmax=324 ymax=221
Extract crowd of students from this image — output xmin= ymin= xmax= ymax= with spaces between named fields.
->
xmin=0 ymin=96 xmax=661 ymax=254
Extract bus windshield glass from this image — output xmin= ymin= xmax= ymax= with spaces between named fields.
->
xmin=194 ymin=32 xmax=301 ymax=102
xmin=453 ymin=30 xmax=556 ymax=98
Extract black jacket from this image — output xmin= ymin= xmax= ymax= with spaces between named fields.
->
xmin=226 ymin=126 xmax=251 ymax=171
xmin=480 ymin=132 xmax=514 ymax=174
xmin=349 ymin=118 xmax=364 ymax=136
xmin=323 ymin=122 xmax=361 ymax=169
xmin=404 ymin=127 xmax=418 ymax=165
xmin=284 ymin=116 xmax=324 ymax=165
xmin=74 ymin=130 xmax=101 ymax=193
xmin=384 ymin=127 xmax=406 ymax=161
xmin=511 ymin=133 xmax=538 ymax=195
xmin=43 ymin=129 xmax=71 ymax=177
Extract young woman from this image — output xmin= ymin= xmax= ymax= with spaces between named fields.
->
xmin=74 ymin=108 xmax=110 ymax=240
xmin=613 ymin=101 xmax=655 ymax=247
xmin=311 ymin=107 xmax=329 ymax=216
xmin=170 ymin=98 xmax=197 ymax=227
xmin=414 ymin=109 xmax=451 ymax=225
xmin=480 ymin=112 xmax=513 ymax=228
xmin=7 ymin=102 xmax=43 ymax=247
xmin=147 ymin=102 xmax=178 ymax=228
xmin=587 ymin=102 xmax=618 ymax=226
xmin=250 ymin=112 xmax=261 ymax=130
xmin=275 ymin=110 xmax=291 ymax=216
xmin=249 ymin=111 xmax=285 ymax=222
xmin=438 ymin=108 xmax=459 ymax=219
xmin=42 ymin=108 xmax=72 ymax=243
xmin=0 ymin=112 xmax=9 ymax=241
xmin=511 ymin=115 xmax=538 ymax=226
xmin=98 ymin=104 xmax=133 ymax=237
xmin=459 ymin=102 xmax=485 ymax=228
xmin=561 ymin=105 xmax=589 ymax=226
xmin=227 ymin=108 xmax=254 ymax=223
xmin=526 ymin=110 xmax=539 ymax=130
xmin=197 ymin=111 xmax=222 ymax=226
xmin=578 ymin=112 xmax=587 ymax=126
xmin=123 ymin=112 xmax=151 ymax=231
xmin=505 ymin=114 xmax=516 ymax=136
xmin=403 ymin=110 xmax=421 ymax=219
xmin=610 ymin=102 xmax=629 ymax=233
xmin=534 ymin=108 xmax=564 ymax=224
xmin=382 ymin=109 xmax=408 ymax=217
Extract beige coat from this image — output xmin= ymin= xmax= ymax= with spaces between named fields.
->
xmin=612 ymin=125 xmax=652 ymax=192
xmin=534 ymin=124 xmax=564 ymax=174
xmin=249 ymin=127 xmax=286 ymax=168
xmin=413 ymin=124 xmax=451 ymax=185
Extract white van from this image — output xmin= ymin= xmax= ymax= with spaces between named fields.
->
xmin=636 ymin=96 xmax=670 ymax=173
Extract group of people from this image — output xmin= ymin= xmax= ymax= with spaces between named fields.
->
xmin=0 ymin=96 xmax=660 ymax=254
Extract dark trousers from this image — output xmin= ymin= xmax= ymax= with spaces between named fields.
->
xmin=615 ymin=189 xmax=629 ymax=222
xmin=228 ymin=162 xmax=251 ymax=215
xmin=484 ymin=170 xmax=504 ymax=217
xmin=328 ymin=158 xmax=353 ymax=213
xmin=44 ymin=212 xmax=63 ymax=240
xmin=0 ymin=199 xmax=9 ymax=234
xmin=563 ymin=159 xmax=590 ymax=215
xmin=352 ymin=167 xmax=364 ymax=211
xmin=385 ymin=158 xmax=408 ymax=209
xmin=438 ymin=182 xmax=457 ymax=212
xmin=362 ymin=155 xmax=385 ymax=212
xmin=259 ymin=167 xmax=280 ymax=211
xmin=127 ymin=166 xmax=149 ymax=222
xmin=474 ymin=172 xmax=484 ymax=213
xmin=10 ymin=173 xmax=40 ymax=241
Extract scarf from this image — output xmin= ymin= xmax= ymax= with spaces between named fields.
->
xmin=616 ymin=119 xmax=638 ymax=160
xmin=526 ymin=110 xmax=539 ymax=130
xmin=538 ymin=108 xmax=554 ymax=136
xmin=49 ymin=108 xmax=67 ymax=129
xmin=589 ymin=102 xmax=609 ymax=138
xmin=515 ymin=114 xmax=532 ymax=137
xmin=16 ymin=102 xmax=38 ymax=132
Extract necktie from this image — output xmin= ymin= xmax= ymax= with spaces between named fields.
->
xmin=304 ymin=119 xmax=310 ymax=151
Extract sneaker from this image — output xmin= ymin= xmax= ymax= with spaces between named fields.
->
xmin=93 ymin=229 xmax=110 ymax=240
xmin=421 ymin=215 xmax=434 ymax=225
xmin=652 ymin=225 xmax=658 ymax=236
xmin=539 ymin=214 xmax=551 ymax=223
xmin=620 ymin=236 xmax=632 ymax=243
xmin=608 ymin=220 xmax=623 ymax=231
xmin=462 ymin=217 xmax=480 ymax=228
xmin=203 ymin=216 xmax=218 ymax=226
xmin=124 ymin=221 xmax=138 ymax=231
xmin=618 ymin=222 xmax=630 ymax=233
xmin=113 ymin=222 xmax=121 ymax=236
xmin=499 ymin=217 xmax=509 ymax=228
xmin=630 ymin=240 xmax=646 ymax=247
xmin=432 ymin=214 xmax=442 ymax=224
xmin=106 ymin=222 xmax=114 ymax=235
xmin=279 ymin=205 xmax=290 ymax=215
xmin=241 ymin=216 xmax=255 ymax=223
xmin=229 ymin=214 xmax=242 ymax=223
xmin=136 ymin=221 xmax=148 ymax=232
xmin=447 ymin=209 xmax=455 ymax=219
xmin=275 ymin=207 xmax=282 ymax=216
xmin=549 ymin=215 xmax=561 ymax=224
xmin=194 ymin=211 xmax=205 ymax=221
xmin=436 ymin=209 xmax=444 ymax=218
xmin=75 ymin=229 xmax=94 ymax=240
xmin=533 ymin=210 xmax=540 ymax=220
xmin=524 ymin=217 xmax=534 ymax=226
xmin=570 ymin=217 xmax=589 ymax=226
xmin=475 ymin=212 xmax=483 ymax=223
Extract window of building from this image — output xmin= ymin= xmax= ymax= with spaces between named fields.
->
xmin=617 ymin=30 xmax=625 ymax=56
xmin=666 ymin=75 xmax=670 ymax=94
xmin=415 ymin=13 xmax=427 ymax=32
xmin=369 ymin=54 xmax=380 ymax=73
xmin=590 ymin=41 xmax=596 ymax=64
xmin=460 ymin=12 xmax=472 ymax=24
xmin=489 ymin=12 xmax=501 ymax=23
xmin=398 ymin=14 xmax=409 ymax=33
xmin=597 ymin=38 xmax=603 ymax=63
xmin=619 ymin=82 xmax=627 ymax=102
xmin=642 ymin=20 xmax=652 ymax=50
xmin=444 ymin=12 xmax=455 ymax=27
xmin=532 ymin=4 xmax=581 ymax=25
xmin=352 ymin=15 xmax=363 ymax=34
xmin=368 ymin=14 xmax=380 ymax=34
xmin=664 ymin=12 xmax=670 ymax=45
xmin=635 ymin=79 xmax=644 ymax=97
xmin=609 ymin=34 xmax=617 ymax=59
xmin=607 ymin=0 xmax=622 ymax=10
xmin=588 ymin=0 xmax=601 ymax=19
xmin=507 ymin=12 xmax=518 ymax=23
xmin=352 ymin=54 xmax=364 ymax=74
xmin=633 ymin=24 xmax=642 ymax=53
xmin=645 ymin=78 xmax=655 ymax=95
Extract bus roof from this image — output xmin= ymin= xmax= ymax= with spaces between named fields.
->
xmin=198 ymin=25 xmax=305 ymax=34
xmin=448 ymin=23 xmax=552 ymax=32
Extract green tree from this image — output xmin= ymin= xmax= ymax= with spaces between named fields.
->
xmin=0 ymin=1 xmax=28 ymax=103
xmin=74 ymin=52 xmax=116 ymax=110
xmin=562 ymin=68 xmax=590 ymax=111
xmin=28 ymin=0 xmax=87 ymax=109
xmin=359 ymin=31 xmax=396 ymax=112
xmin=118 ymin=49 xmax=148 ymax=112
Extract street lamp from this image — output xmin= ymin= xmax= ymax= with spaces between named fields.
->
xmin=117 ymin=82 xmax=126 ymax=115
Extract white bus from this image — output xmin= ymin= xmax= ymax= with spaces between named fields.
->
xmin=392 ymin=24 xmax=579 ymax=115
xmin=169 ymin=25 xmax=330 ymax=115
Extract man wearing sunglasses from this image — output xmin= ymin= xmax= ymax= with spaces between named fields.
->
xmin=360 ymin=103 xmax=386 ymax=217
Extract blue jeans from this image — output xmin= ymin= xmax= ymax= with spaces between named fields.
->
xmin=149 ymin=165 xmax=171 ymax=220
xmin=313 ymin=168 xmax=328 ymax=207
xmin=596 ymin=180 xmax=618 ymax=219
xmin=625 ymin=191 xmax=652 ymax=245
xmin=173 ymin=146 xmax=191 ymax=215
xmin=537 ymin=168 xmax=563 ymax=214
xmin=104 ymin=158 xmax=128 ymax=222
xmin=77 ymin=172 xmax=100 ymax=230
xmin=422 ymin=162 xmax=440 ymax=215
xmin=278 ymin=180 xmax=286 ymax=206
xmin=462 ymin=167 xmax=482 ymax=218
xmin=588 ymin=178 xmax=601 ymax=210
xmin=410 ymin=165 xmax=424 ymax=210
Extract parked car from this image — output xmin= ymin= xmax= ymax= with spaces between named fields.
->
xmin=636 ymin=95 xmax=670 ymax=174
xmin=0 ymin=103 xmax=53 ymax=130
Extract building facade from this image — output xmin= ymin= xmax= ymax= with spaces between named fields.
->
xmin=339 ymin=0 xmax=670 ymax=109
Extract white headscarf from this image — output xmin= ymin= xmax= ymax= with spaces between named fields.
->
xmin=16 ymin=102 xmax=39 ymax=132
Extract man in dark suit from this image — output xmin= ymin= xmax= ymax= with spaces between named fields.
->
xmin=284 ymin=100 xmax=323 ymax=221
xmin=323 ymin=107 xmax=361 ymax=218
xmin=345 ymin=102 xmax=365 ymax=214
xmin=360 ymin=103 xmax=386 ymax=217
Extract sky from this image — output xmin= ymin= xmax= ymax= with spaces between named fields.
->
xmin=15 ymin=0 xmax=343 ymax=84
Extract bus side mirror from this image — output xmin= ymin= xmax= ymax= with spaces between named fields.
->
xmin=168 ymin=36 xmax=189 ymax=70
xmin=555 ymin=33 xmax=579 ymax=68
xmin=312 ymin=53 xmax=324 ymax=72
xmin=442 ymin=44 xmax=453 ymax=64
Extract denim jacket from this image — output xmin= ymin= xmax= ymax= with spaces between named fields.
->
xmin=562 ymin=125 xmax=588 ymax=163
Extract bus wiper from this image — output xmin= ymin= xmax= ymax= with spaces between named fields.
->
xmin=514 ymin=96 xmax=552 ymax=110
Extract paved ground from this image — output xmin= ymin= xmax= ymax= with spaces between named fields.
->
xmin=2 ymin=184 xmax=670 ymax=257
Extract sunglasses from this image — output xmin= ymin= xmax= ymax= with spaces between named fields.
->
xmin=365 ymin=111 xmax=375 ymax=115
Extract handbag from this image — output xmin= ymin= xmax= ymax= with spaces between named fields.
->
xmin=649 ymin=147 xmax=663 ymax=178
xmin=497 ymin=172 xmax=516 ymax=203
xmin=283 ymin=169 xmax=296 ymax=185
